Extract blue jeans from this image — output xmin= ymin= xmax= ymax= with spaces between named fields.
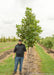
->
xmin=14 ymin=57 xmax=24 ymax=72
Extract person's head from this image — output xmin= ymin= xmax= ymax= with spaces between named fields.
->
xmin=18 ymin=39 xmax=22 ymax=44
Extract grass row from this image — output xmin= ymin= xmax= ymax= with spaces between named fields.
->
xmin=0 ymin=43 xmax=17 ymax=49
xmin=0 ymin=42 xmax=17 ymax=48
xmin=0 ymin=46 xmax=15 ymax=53
xmin=35 ymin=44 xmax=54 ymax=75
xmin=0 ymin=55 xmax=15 ymax=75
xmin=0 ymin=42 xmax=17 ymax=53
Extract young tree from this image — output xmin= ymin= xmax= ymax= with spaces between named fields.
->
xmin=0 ymin=37 xmax=3 ymax=42
xmin=16 ymin=7 xmax=42 ymax=50
xmin=3 ymin=37 xmax=7 ymax=42
xmin=12 ymin=37 xmax=16 ymax=41
xmin=44 ymin=40 xmax=53 ymax=52
xmin=8 ymin=37 xmax=11 ymax=42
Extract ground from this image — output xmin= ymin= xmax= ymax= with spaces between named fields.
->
xmin=0 ymin=42 xmax=54 ymax=75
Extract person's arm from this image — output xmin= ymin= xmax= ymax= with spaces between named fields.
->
xmin=13 ymin=46 xmax=16 ymax=59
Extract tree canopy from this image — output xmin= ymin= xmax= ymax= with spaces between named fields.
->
xmin=16 ymin=7 xmax=42 ymax=47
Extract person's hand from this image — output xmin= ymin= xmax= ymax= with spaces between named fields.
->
xmin=24 ymin=55 xmax=27 ymax=59
xmin=13 ymin=56 xmax=15 ymax=59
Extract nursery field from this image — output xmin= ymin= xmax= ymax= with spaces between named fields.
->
xmin=0 ymin=42 xmax=54 ymax=75
xmin=0 ymin=42 xmax=17 ymax=53
xmin=35 ymin=44 xmax=54 ymax=75
xmin=0 ymin=42 xmax=18 ymax=75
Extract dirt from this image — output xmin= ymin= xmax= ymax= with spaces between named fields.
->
xmin=0 ymin=44 xmax=16 ymax=62
xmin=15 ymin=46 xmax=42 ymax=75
xmin=38 ymin=43 xmax=54 ymax=59
xmin=0 ymin=49 xmax=13 ymax=62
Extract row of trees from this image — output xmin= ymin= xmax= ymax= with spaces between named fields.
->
xmin=39 ymin=34 xmax=54 ymax=52
xmin=0 ymin=37 xmax=18 ymax=42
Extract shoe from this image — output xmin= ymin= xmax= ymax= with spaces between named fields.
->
xmin=19 ymin=71 xmax=22 ymax=75
xmin=12 ymin=71 xmax=17 ymax=75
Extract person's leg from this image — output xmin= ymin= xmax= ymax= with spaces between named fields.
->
xmin=14 ymin=57 xmax=19 ymax=72
xmin=19 ymin=57 xmax=24 ymax=72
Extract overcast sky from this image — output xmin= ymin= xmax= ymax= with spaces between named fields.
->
xmin=0 ymin=0 xmax=54 ymax=38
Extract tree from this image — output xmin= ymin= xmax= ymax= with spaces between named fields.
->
xmin=12 ymin=37 xmax=16 ymax=41
xmin=44 ymin=40 xmax=53 ymax=52
xmin=3 ymin=37 xmax=7 ymax=42
xmin=8 ymin=37 xmax=11 ymax=42
xmin=0 ymin=37 xmax=3 ymax=42
xmin=16 ymin=7 xmax=42 ymax=49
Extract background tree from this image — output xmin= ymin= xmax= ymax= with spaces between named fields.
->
xmin=44 ymin=40 xmax=53 ymax=52
xmin=0 ymin=37 xmax=3 ymax=42
xmin=8 ymin=37 xmax=11 ymax=42
xmin=16 ymin=7 xmax=42 ymax=50
xmin=12 ymin=37 xmax=17 ymax=41
xmin=39 ymin=34 xmax=54 ymax=52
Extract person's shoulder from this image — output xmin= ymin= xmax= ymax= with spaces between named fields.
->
xmin=22 ymin=44 xmax=25 ymax=46
xmin=15 ymin=44 xmax=18 ymax=47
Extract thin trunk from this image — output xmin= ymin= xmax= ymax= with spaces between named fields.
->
xmin=28 ymin=46 xmax=29 ymax=53
xmin=27 ymin=46 xmax=29 ymax=74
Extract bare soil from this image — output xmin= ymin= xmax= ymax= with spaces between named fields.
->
xmin=0 ymin=49 xmax=13 ymax=62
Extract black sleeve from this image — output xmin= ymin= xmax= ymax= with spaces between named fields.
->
xmin=24 ymin=45 xmax=26 ymax=52
xmin=13 ymin=46 xmax=17 ymax=53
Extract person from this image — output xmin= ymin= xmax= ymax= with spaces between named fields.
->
xmin=13 ymin=39 xmax=27 ymax=75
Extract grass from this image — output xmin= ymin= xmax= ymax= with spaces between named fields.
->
xmin=0 ymin=42 xmax=17 ymax=53
xmin=35 ymin=44 xmax=54 ymax=75
xmin=0 ymin=42 xmax=17 ymax=48
xmin=0 ymin=55 xmax=15 ymax=75
xmin=0 ymin=46 xmax=14 ymax=53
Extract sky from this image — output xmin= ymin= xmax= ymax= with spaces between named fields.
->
xmin=0 ymin=0 xmax=54 ymax=38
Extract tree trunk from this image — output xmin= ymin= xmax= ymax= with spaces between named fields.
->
xmin=28 ymin=46 xmax=29 ymax=53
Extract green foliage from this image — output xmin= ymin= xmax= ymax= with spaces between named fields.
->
xmin=7 ymin=37 xmax=11 ymax=42
xmin=0 ymin=37 xmax=7 ymax=42
xmin=16 ymin=7 xmax=42 ymax=47
xmin=12 ymin=37 xmax=17 ymax=41
xmin=0 ymin=38 xmax=3 ymax=42
xmin=44 ymin=40 xmax=53 ymax=49
xmin=0 ymin=37 xmax=18 ymax=42
xmin=39 ymin=34 xmax=54 ymax=49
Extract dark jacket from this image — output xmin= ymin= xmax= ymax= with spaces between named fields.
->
xmin=13 ymin=43 xmax=26 ymax=57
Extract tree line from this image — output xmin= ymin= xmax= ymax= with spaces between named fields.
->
xmin=0 ymin=37 xmax=18 ymax=42
xmin=38 ymin=34 xmax=54 ymax=52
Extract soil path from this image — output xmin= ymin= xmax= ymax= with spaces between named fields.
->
xmin=15 ymin=46 xmax=42 ymax=75
xmin=0 ymin=49 xmax=13 ymax=62
xmin=0 ymin=44 xmax=16 ymax=62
